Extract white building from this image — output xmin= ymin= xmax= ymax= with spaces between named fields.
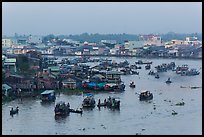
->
xmin=125 ymin=41 xmax=145 ymax=51
xmin=101 ymin=40 xmax=117 ymax=44
xmin=2 ymin=39 xmax=13 ymax=48
xmin=140 ymin=35 xmax=162 ymax=46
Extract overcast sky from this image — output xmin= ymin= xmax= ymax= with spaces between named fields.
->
xmin=2 ymin=2 xmax=202 ymax=36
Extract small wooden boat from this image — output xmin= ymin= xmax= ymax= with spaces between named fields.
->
xmin=139 ymin=90 xmax=153 ymax=101
xmin=129 ymin=82 xmax=136 ymax=88
xmin=106 ymin=97 xmax=120 ymax=109
xmin=10 ymin=107 xmax=19 ymax=115
xmin=166 ymin=78 xmax=172 ymax=84
xmin=145 ymin=64 xmax=151 ymax=70
xmin=148 ymin=70 xmax=155 ymax=75
xmin=54 ymin=101 xmax=70 ymax=116
xmin=155 ymin=74 xmax=160 ymax=79
xmin=82 ymin=93 xmax=96 ymax=108
xmin=104 ymin=83 xmax=125 ymax=92
xmin=41 ymin=90 xmax=56 ymax=102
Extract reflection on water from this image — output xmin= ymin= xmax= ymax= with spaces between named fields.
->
xmin=2 ymin=58 xmax=202 ymax=135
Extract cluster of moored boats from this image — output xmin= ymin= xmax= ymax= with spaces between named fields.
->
xmin=10 ymin=59 xmax=200 ymax=117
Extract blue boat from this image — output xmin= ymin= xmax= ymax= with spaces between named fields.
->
xmin=41 ymin=90 xmax=56 ymax=102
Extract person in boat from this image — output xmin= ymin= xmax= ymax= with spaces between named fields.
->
xmin=130 ymin=81 xmax=135 ymax=86
xmin=167 ymin=78 xmax=171 ymax=81
xmin=104 ymin=99 xmax=106 ymax=104
xmin=112 ymin=98 xmax=115 ymax=107
xmin=98 ymin=99 xmax=101 ymax=105
xmin=16 ymin=106 xmax=19 ymax=111
xmin=108 ymin=96 xmax=111 ymax=101
xmin=67 ymin=103 xmax=70 ymax=109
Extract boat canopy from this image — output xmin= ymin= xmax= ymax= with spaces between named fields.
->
xmin=97 ymin=82 xmax=107 ymax=88
xmin=83 ymin=93 xmax=94 ymax=97
xmin=140 ymin=90 xmax=149 ymax=93
xmin=87 ymin=83 xmax=97 ymax=87
xmin=41 ymin=90 xmax=55 ymax=95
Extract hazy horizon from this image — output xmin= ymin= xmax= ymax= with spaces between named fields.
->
xmin=2 ymin=2 xmax=202 ymax=36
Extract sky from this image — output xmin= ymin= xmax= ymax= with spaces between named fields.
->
xmin=2 ymin=2 xmax=202 ymax=36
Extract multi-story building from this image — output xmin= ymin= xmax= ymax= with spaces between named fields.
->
xmin=140 ymin=35 xmax=162 ymax=46
xmin=125 ymin=41 xmax=145 ymax=51
xmin=2 ymin=39 xmax=13 ymax=48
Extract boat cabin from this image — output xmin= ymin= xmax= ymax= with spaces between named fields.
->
xmin=41 ymin=90 xmax=56 ymax=102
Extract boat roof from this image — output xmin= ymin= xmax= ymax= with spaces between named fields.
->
xmin=83 ymin=93 xmax=94 ymax=97
xmin=140 ymin=90 xmax=150 ymax=93
xmin=41 ymin=90 xmax=55 ymax=95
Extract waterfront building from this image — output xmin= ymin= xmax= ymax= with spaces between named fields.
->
xmin=3 ymin=58 xmax=17 ymax=73
xmin=165 ymin=40 xmax=184 ymax=48
xmin=140 ymin=35 xmax=162 ymax=46
xmin=125 ymin=40 xmax=145 ymax=51
xmin=2 ymin=84 xmax=12 ymax=96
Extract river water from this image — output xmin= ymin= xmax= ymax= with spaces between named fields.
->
xmin=2 ymin=57 xmax=202 ymax=135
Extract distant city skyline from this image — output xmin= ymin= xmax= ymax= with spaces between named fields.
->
xmin=2 ymin=2 xmax=202 ymax=36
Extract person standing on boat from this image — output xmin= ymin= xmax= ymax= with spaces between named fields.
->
xmin=98 ymin=99 xmax=101 ymax=106
xmin=168 ymin=78 xmax=170 ymax=81
xmin=67 ymin=102 xmax=70 ymax=108
xmin=104 ymin=99 xmax=106 ymax=104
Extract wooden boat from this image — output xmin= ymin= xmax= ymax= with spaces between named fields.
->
xmin=106 ymin=97 xmax=120 ymax=109
xmin=148 ymin=70 xmax=155 ymax=75
xmin=41 ymin=90 xmax=56 ymax=102
xmin=82 ymin=93 xmax=96 ymax=108
xmin=145 ymin=64 xmax=151 ymax=70
xmin=104 ymin=83 xmax=125 ymax=92
xmin=185 ymin=69 xmax=200 ymax=76
xmin=166 ymin=78 xmax=172 ymax=84
xmin=155 ymin=74 xmax=160 ymax=79
xmin=176 ymin=64 xmax=189 ymax=74
xmin=10 ymin=107 xmax=19 ymax=115
xmin=54 ymin=101 xmax=70 ymax=116
xmin=129 ymin=82 xmax=136 ymax=88
xmin=131 ymin=70 xmax=139 ymax=75
xmin=139 ymin=90 xmax=153 ymax=101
